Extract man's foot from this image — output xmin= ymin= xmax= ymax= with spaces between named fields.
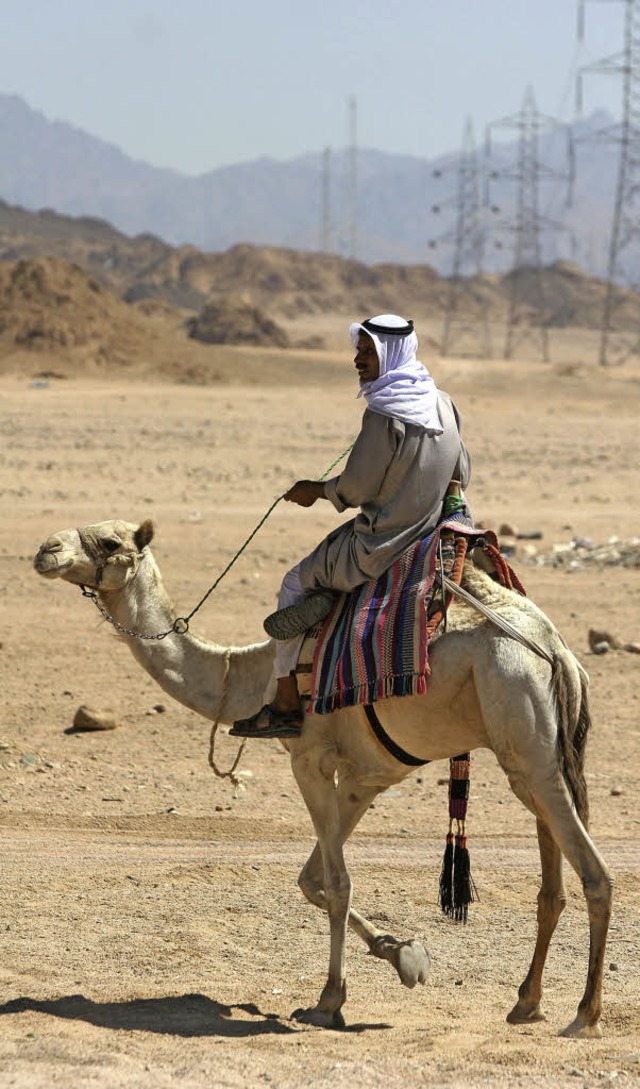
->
xmin=229 ymin=703 xmax=304 ymax=739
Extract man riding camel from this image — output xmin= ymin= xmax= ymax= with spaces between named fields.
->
xmin=231 ymin=313 xmax=471 ymax=740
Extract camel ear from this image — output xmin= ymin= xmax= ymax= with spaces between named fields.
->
xmin=134 ymin=519 xmax=155 ymax=552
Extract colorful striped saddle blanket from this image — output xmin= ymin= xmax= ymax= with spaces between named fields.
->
xmin=301 ymin=520 xmax=485 ymax=716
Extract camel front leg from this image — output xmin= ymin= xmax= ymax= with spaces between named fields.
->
xmin=507 ymin=819 xmax=566 ymax=1025
xmin=289 ymin=749 xmax=353 ymax=1028
xmin=298 ymin=779 xmax=430 ymax=990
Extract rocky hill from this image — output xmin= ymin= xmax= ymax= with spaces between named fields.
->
xmin=0 ymin=254 xmax=317 ymax=384
xmin=2 ymin=199 xmax=639 ymax=333
xmin=0 ymin=257 xmax=171 ymax=370
xmin=2 ymin=199 xmax=640 ymax=381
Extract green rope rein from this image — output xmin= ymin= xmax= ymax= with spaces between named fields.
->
xmin=168 ymin=440 xmax=356 ymax=635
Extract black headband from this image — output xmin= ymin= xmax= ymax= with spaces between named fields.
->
xmin=361 ymin=318 xmax=414 ymax=337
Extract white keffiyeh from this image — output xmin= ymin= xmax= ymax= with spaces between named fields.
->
xmin=350 ymin=314 xmax=443 ymax=432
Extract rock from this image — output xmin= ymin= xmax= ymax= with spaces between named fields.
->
xmin=573 ymin=535 xmax=597 ymax=550
xmin=589 ymin=628 xmax=621 ymax=652
xmin=610 ymin=787 xmax=623 ymax=797
xmin=69 ymin=705 xmax=120 ymax=732
xmin=499 ymin=522 xmax=518 ymax=537
xmin=187 ymin=298 xmax=290 ymax=348
xmin=592 ymin=641 xmax=610 ymax=655
xmin=624 ymin=642 xmax=640 ymax=654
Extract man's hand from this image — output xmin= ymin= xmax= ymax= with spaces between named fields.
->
xmin=283 ymin=480 xmax=325 ymax=507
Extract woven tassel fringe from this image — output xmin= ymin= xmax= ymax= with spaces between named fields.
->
xmin=438 ymin=831 xmax=476 ymax=923
xmin=438 ymin=831 xmax=455 ymax=916
xmin=452 ymin=833 xmax=475 ymax=923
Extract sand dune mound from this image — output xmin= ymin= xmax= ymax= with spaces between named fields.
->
xmin=499 ymin=261 xmax=640 ymax=328
xmin=0 ymin=256 xmax=152 ymax=363
xmin=186 ymin=296 xmax=290 ymax=347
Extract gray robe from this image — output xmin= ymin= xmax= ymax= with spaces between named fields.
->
xmin=299 ymin=392 xmax=471 ymax=594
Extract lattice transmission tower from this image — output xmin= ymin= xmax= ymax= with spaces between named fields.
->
xmin=347 ymin=95 xmax=358 ymax=260
xmin=486 ymin=87 xmax=572 ymax=361
xmin=431 ymin=119 xmax=491 ymax=358
xmin=319 ymin=147 xmax=332 ymax=254
xmin=578 ymin=0 xmax=640 ymax=364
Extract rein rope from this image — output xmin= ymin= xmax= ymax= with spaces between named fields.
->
xmin=206 ymin=648 xmax=246 ymax=787
xmin=79 ymin=442 xmax=355 ymax=642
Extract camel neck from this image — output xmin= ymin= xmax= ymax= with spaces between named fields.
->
xmin=98 ymin=552 xmax=275 ymax=722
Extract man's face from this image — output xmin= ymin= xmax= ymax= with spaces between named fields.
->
xmin=354 ymin=332 xmax=380 ymax=383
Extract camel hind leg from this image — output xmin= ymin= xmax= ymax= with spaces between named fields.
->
xmin=503 ymin=761 xmax=611 ymax=1037
xmin=507 ymin=819 xmax=566 ymax=1025
xmin=537 ymin=779 xmax=612 ymax=1038
xmin=478 ymin=648 xmax=612 ymax=1037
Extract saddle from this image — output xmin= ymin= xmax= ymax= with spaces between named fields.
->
xmin=295 ymin=522 xmax=525 ymax=713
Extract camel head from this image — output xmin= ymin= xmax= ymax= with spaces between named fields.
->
xmin=34 ymin=519 xmax=155 ymax=591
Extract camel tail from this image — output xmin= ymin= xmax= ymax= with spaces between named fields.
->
xmin=551 ymin=651 xmax=591 ymax=830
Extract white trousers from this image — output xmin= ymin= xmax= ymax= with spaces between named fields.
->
xmin=274 ymin=563 xmax=306 ymax=679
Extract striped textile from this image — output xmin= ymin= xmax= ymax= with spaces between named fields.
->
xmin=309 ymin=520 xmax=478 ymax=715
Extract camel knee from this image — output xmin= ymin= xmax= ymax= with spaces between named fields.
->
xmin=324 ymin=874 xmax=352 ymax=917
xmin=298 ymin=866 xmax=325 ymax=909
xmin=583 ymin=871 xmax=614 ymax=919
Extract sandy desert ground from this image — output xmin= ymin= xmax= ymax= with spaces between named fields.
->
xmin=1 ymin=328 xmax=639 ymax=1088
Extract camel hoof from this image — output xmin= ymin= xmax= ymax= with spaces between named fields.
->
xmin=559 ymin=1017 xmax=603 ymax=1039
xmin=506 ymin=1002 xmax=546 ymax=1025
xmin=291 ymin=1006 xmax=346 ymax=1030
xmin=394 ymin=940 xmax=431 ymax=989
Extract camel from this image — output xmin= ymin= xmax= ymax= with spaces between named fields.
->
xmin=33 ymin=518 xmax=612 ymax=1038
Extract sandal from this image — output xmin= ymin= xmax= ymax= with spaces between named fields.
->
xmin=229 ymin=703 xmax=304 ymax=739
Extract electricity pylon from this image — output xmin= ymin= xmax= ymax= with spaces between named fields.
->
xmin=578 ymin=0 xmax=640 ymax=364
xmin=347 ymin=95 xmax=358 ymax=260
xmin=319 ymin=147 xmax=332 ymax=253
xmin=431 ymin=119 xmax=491 ymax=358
xmin=486 ymin=86 xmax=572 ymax=361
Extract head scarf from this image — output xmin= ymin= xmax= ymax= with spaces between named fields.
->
xmin=349 ymin=314 xmax=443 ymax=432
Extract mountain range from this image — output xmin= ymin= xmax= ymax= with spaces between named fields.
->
xmin=0 ymin=93 xmax=623 ymax=274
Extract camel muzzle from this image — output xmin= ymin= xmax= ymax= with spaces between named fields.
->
xmin=33 ymin=542 xmax=73 ymax=577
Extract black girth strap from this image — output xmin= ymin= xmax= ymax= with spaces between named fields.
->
xmin=363 ymin=704 xmax=428 ymax=767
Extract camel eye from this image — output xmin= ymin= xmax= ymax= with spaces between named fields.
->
xmin=102 ymin=538 xmax=121 ymax=554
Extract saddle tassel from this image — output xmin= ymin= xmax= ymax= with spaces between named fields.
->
xmin=438 ymin=752 xmax=477 ymax=923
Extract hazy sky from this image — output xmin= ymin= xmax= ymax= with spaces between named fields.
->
xmin=0 ymin=0 xmax=626 ymax=175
